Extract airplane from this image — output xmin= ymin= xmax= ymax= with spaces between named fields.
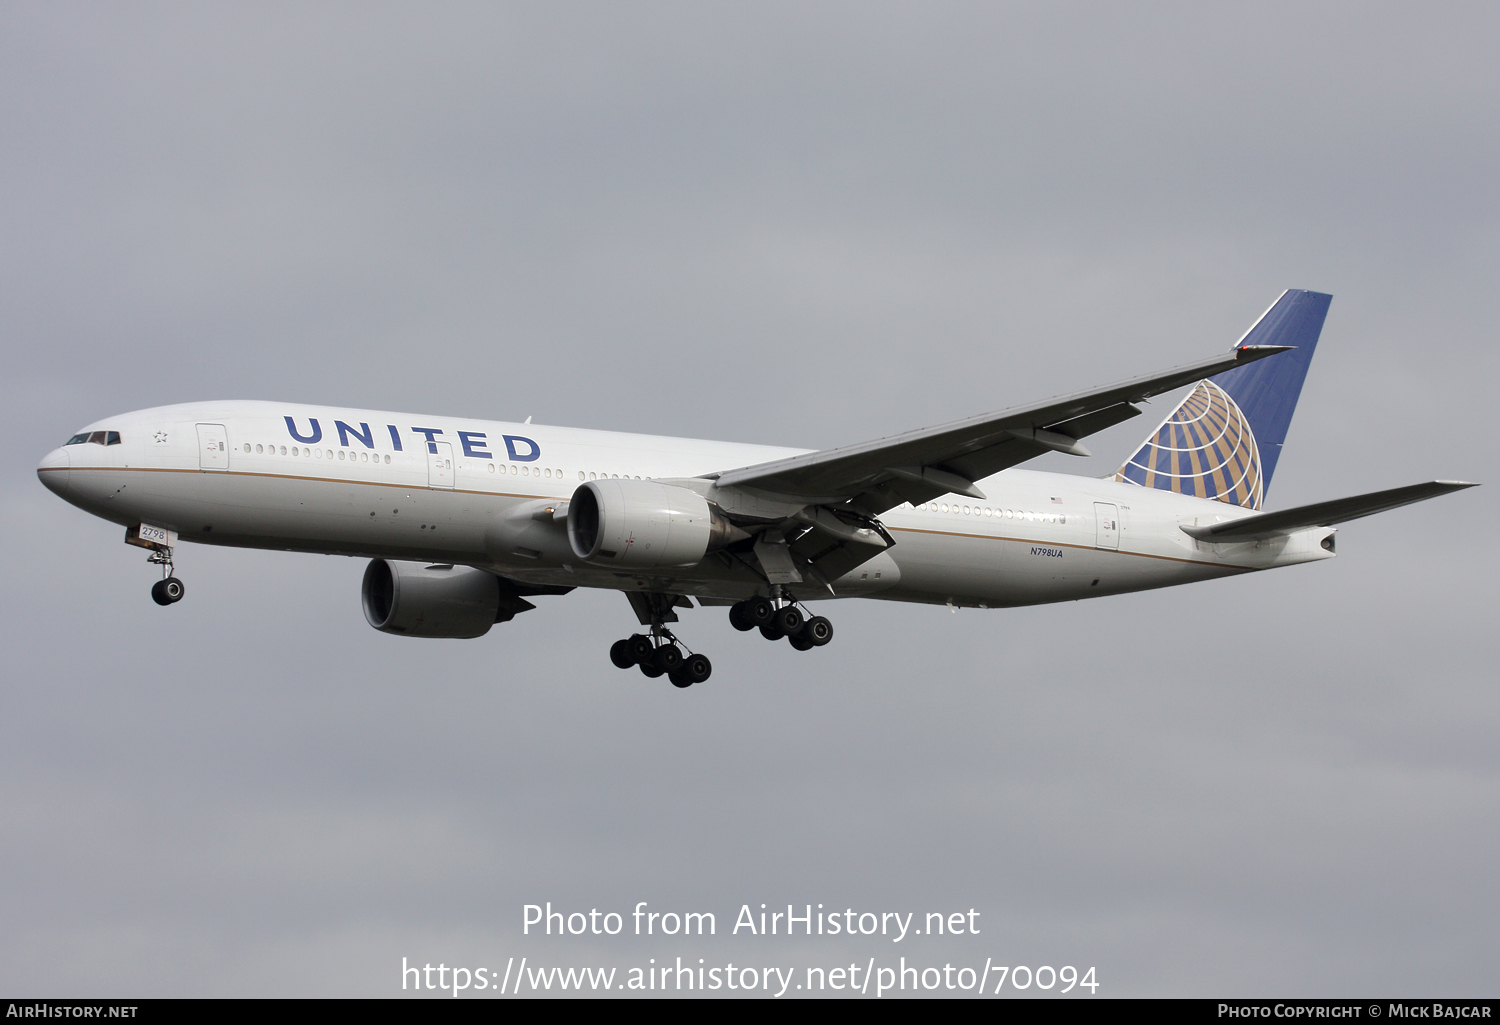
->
xmin=36 ymin=289 xmax=1475 ymax=688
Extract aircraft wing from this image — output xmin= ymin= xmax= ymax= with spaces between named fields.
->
xmin=713 ymin=344 xmax=1291 ymax=515
xmin=1181 ymin=480 xmax=1479 ymax=542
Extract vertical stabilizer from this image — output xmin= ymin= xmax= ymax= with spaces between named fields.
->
xmin=1114 ymin=289 xmax=1332 ymax=509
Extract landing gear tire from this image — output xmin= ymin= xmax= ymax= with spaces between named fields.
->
xmin=654 ymin=644 xmax=684 ymax=673
xmin=728 ymin=603 xmax=755 ymax=632
xmin=758 ymin=622 xmax=784 ymax=641
xmin=639 ymin=663 xmax=665 ymax=679
xmin=802 ymin=616 xmax=833 ymax=646
xmin=772 ymin=606 xmax=803 ymax=636
xmin=746 ymin=597 xmax=775 ymax=626
xmin=151 ymin=577 xmax=185 ymax=606
xmin=684 ymin=653 xmax=712 ymax=684
xmin=668 ymin=667 xmax=693 ymax=688
xmin=609 ymin=639 xmax=634 ymax=669
xmin=627 ymin=634 xmax=655 ymax=665
xmin=788 ymin=634 xmax=814 ymax=651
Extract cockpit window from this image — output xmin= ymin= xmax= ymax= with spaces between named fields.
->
xmin=66 ymin=430 xmax=122 ymax=446
xmin=66 ymin=434 xmax=90 ymax=445
xmin=106 ymin=431 xmax=121 ymax=445
xmin=87 ymin=431 xmax=107 ymax=445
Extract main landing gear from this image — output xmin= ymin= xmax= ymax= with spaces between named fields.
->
xmin=727 ymin=596 xmax=833 ymax=651
xmin=605 ymin=593 xmax=830 ymax=688
xmin=608 ymin=630 xmax=713 ymax=688
xmin=147 ymin=547 xmax=185 ymax=606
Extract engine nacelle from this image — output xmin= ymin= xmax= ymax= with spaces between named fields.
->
xmin=567 ymin=479 xmax=739 ymax=568
xmin=361 ymin=559 xmax=502 ymax=638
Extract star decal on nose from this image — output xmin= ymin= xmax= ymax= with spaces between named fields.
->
xmin=154 ymin=431 xmax=168 ymax=443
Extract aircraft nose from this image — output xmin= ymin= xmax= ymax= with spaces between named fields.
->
xmin=37 ymin=447 xmax=70 ymax=495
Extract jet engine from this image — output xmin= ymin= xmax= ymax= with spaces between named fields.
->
xmin=361 ymin=560 xmax=504 ymax=638
xmin=567 ymin=479 xmax=742 ymax=568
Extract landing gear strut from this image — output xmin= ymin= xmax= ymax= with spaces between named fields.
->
xmin=147 ymin=547 xmax=185 ymax=606
xmin=729 ymin=595 xmax=832 ymax=651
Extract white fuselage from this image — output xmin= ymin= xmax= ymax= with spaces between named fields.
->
xmin=36 ymin=400 xmax=1335 ymax=610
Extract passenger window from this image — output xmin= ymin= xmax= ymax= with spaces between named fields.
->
xmin=106 ymin=431 xmax=121 ymax=445
xmin=383 ymin=455 xmax=390 ymax=464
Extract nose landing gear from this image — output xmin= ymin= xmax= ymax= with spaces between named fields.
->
xmin=147 ymin=547 xmax=185 ymax=606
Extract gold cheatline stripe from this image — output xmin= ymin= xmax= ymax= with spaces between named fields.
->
xmin=52 ymin=465 xmax=557 ymax=501
xmin=888 ymin=526 xmax=1240 ymax=569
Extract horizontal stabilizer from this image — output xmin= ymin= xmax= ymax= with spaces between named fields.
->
xmin=1182 ymin=480 xmax=1478 ymax=542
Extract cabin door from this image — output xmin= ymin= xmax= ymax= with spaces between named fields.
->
xmin=1093 ymin=502 xmax=1120 ymax=550
xmin=427 ymin=441 xmax=455 ymax=489
xmin=196 ymin=424 xmax=229 ymax=470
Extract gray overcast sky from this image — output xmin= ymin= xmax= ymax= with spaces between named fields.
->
xmin=2 ymin=1 xmax=1496 ymax=998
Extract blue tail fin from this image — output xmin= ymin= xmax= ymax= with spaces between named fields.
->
xmin=1114 ymin=289 xmax=1332 ymax=509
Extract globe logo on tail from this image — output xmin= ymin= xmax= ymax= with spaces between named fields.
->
xmin=1114 ymin=379 xmax=1264 ymax=510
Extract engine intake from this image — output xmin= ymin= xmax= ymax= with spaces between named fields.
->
xmin=361 ymin=560 xmax=503 ymax=638
xmin=567 ymin=479 xmax=740 ymax=568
